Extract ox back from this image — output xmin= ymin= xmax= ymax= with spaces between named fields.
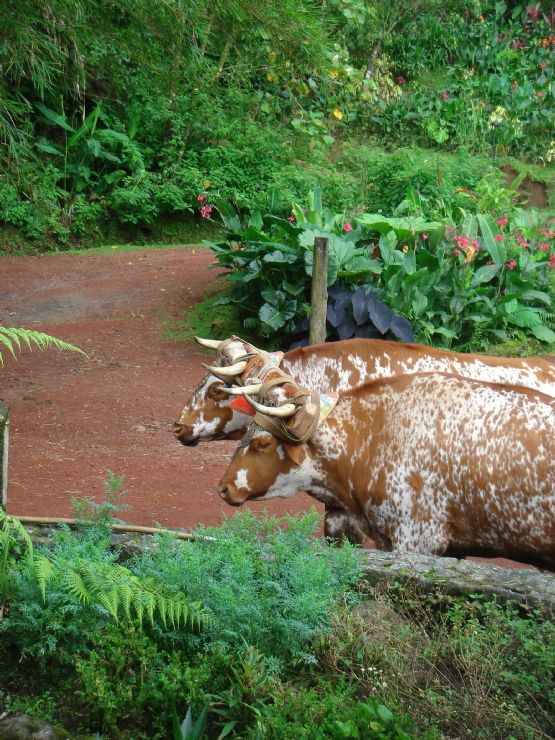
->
xmin=299 ymin=373 xmax=554 ymax=567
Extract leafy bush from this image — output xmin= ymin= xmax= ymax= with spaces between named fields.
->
xmin=134 ymin=510 xmax=361 ymax=664
xmin=207 ymin=188 xmax=413 ymax=345
xmin=207 ymin=187 xmax=554 ymax=348
xmin=357 ymin=208 xmax=555 ymax=347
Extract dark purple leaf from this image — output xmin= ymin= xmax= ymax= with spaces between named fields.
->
xmin=389 ymin=314 xmax=415 ymax=342
xmin=327 ymin=303 xmax=346 ymax=328
xmin=352 ymin=288 xmax=369 ymax=325
xmin=354 ymin=326 xmax=370 ymax=338
xmin=337 ymin=316 xmax=356 ymax=340
xmin=367 ymin=292 xmax=393 ymax=335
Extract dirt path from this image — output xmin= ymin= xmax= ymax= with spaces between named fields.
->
xmin=1 ymin=246 xmax=535 ymax=570
xmin=1 ymin=246 xmax=319 ymax=529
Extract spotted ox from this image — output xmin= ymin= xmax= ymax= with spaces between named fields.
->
xmin=218 ymin=373 xmax=555 ymax=569
xmin=174 ymin=337 xmax=555 ymax=542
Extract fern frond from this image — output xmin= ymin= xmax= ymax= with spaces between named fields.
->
xmin=0 ymin=326 xmax=87 ymax=365
xmin=34 ymin=555 xmax=56 ymax=602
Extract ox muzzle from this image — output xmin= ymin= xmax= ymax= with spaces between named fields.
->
xmin=173 ymin=422 xmax=200 ymax=447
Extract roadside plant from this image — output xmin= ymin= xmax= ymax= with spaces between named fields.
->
xmin=207 ymin=188 xmax=411 ymax=345
xmin=357 ymin=209 xmax=555 ymax=347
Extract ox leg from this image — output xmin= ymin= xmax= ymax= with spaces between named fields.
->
xmin=324 ymin=507 xmax=366 ymax=546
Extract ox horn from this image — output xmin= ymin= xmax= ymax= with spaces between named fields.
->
xmin=202 ymin=361 xmax=248 ymax=376
xmin=221 ymin=383 xmax=263 ymax=395
xmin=245 ymin=395 xmax=296 ymax=418
xmin=195 ymin=336 xmax=222 ymax=350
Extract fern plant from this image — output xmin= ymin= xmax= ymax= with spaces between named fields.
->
xmin=34 ymin=553 xmax=206 ymax=630
xmin=0 ymin=507 xmax=34 ymax=602
xmin=0 ymin=326 xmax=86 ymax=365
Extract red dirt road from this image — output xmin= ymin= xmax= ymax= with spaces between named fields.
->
xmin=0 ymin=246 xmax=535 ymax=570
xmin=1 ymin=246 xmax=321 ymax=529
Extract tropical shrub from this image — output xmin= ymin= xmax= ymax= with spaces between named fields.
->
xmin=357 ymin=208 xmax=555 ymax=347
xmin=206 ymin=188 xmax=415 ymax=345
xmin=207 ymin=188 xmax=555 ymax=348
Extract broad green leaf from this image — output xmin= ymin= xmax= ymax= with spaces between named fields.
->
xmin=412 ymin=291 xmax=428 ymax=318
xmin=35 ymin=137 xmax=63 ymax=156
xmin=471 ymin=264 xmax=501 ymax=285
xmin=461 ymin=214 xmax=478 ymax=239
xmin=477 ymin=214 xmax=506 ymax=265
xmin=248 ymin=210 xmax=263 ymax=231
xmin=508 ymin=308 xmax=542 ymax=328
xmin=36 ymin=103 xmax=74 ymax=132
xmin=531 ymin=324 xmax=555 ymax=342
xmin=521 ymin=289 xmax=552 ymax=305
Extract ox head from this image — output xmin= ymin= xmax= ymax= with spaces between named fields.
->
xmin=218 ymin=379 xmax=332 ymax=505
xmin=173 ymin=336 xmax=278 ymax=446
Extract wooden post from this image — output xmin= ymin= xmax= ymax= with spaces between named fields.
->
xmin=0 ymin=402 xmax=9 ymax=511
xmin=309 ymin=237 xmax=329 ymax=345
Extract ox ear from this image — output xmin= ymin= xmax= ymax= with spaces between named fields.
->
xmin=283 ymin=442 xmax=304 ymax=467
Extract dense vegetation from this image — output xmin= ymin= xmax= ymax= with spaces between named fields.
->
xmin=1 ymin=1 xmax=554 ymax=249
xmin=1 ymin=495 xmax=554 ymax=739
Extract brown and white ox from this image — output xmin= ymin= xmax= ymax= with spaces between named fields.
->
xmin=174 ymin=336 xmax=555 ymax=542
xmin=218 ymin=373 xmax=555 ymax=569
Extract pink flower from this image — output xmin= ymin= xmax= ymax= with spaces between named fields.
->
xmin=494 ymin=233 xmax=504 ymax=242
xmin=445 ymin=225 xmax=453 ymax=233
xmin=506 ymin=259 xmax=517 ymax=271
xmin=453 ymin=248 xmax=461 ymax=256
xmin=421 ymin=232 xmax=428 ymax=240
xmin=540 ymin=62 xmax=546 ymax=69
xmin=537 ymin=242 xmax=550 ymax=251
xmin=197 ymin=193 xmax=205 ymax=202
xmin=441 ymin=92 xmax=449 ymax=100
xmin=287 ymin=215 xmax=295 ymax=222
xmin=546 ymin=229 xmax=555 ymax=238
xmin=200 ymin=204 xmax=213 ymax=219
xmin=397 ymin=76 xmax=407 ymax=84
xmin=343 ymin=222 xmax=353 ymax=232
xmin=497 ymin=217 xmax=508 ymax=228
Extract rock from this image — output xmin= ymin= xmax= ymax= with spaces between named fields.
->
xmin=0 ymin=715 xmax=66 ymax=740
xmin=359 ymin=550 xmax=555 ymax=612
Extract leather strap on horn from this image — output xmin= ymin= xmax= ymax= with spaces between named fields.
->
xmin=252 ymin=376 xmax=321 ymax=444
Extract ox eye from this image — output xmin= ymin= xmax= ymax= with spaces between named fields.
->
xmin=253 ymin=436 xmax=274 ymax=453
xmin=208 ymin=385 xmax=228 ymax=401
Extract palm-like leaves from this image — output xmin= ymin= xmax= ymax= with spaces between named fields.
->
xmin=0 ymin=326 xmax=86 ymax=365
xmin=35 ymin=552 xmax=206 ymax=629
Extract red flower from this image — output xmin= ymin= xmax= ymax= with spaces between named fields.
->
xmin=537 ymin=242 xmax=550 ymax=251
xmin=343 ymin=222 xmax=353 ymax=232
xmin=421 ymin=232 xmax=428 ymax=240
xmin=512 ymin=80 xmax=518 ymax=90
xmin=497 ymin=216 xmax=508 ymax=228
xmin=494 ymin=233 xmax=504 ymax=242
xmin=197 ymin=193 xmax=205 ymax=202
xmin=287 ymin=215 xmax=295 ymax=222
xmin=540 ymin=62 xmax=546 ymax=69
xmin=445 ymin=225 xmax=453 ymax=233
xmin=441 ymin=92 xmax=449 ymax=100
xmin=537 ymin=91 xmax=543 ymax=97
xmin=506 ymin=259 xmax=517 ymax=271
xmin=453 ymin=248 xmax=461 ymax=256
xmin=200 ymin=204 xmax=213 ymax=219
xmin=397 ymin=76 xmax=407 ymax=85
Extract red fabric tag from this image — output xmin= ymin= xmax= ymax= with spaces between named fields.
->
xmin=229 ymin=396 xmax=256 ymax=416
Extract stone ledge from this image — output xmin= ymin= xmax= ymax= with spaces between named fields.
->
xmin=21 ymin=523 xmax=555 ymax=612
xmin=359 ymin=550 xmax=555 ymax=612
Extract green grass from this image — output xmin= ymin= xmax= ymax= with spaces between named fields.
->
xmin=162 ymin=290 xmax=255 ymax=347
